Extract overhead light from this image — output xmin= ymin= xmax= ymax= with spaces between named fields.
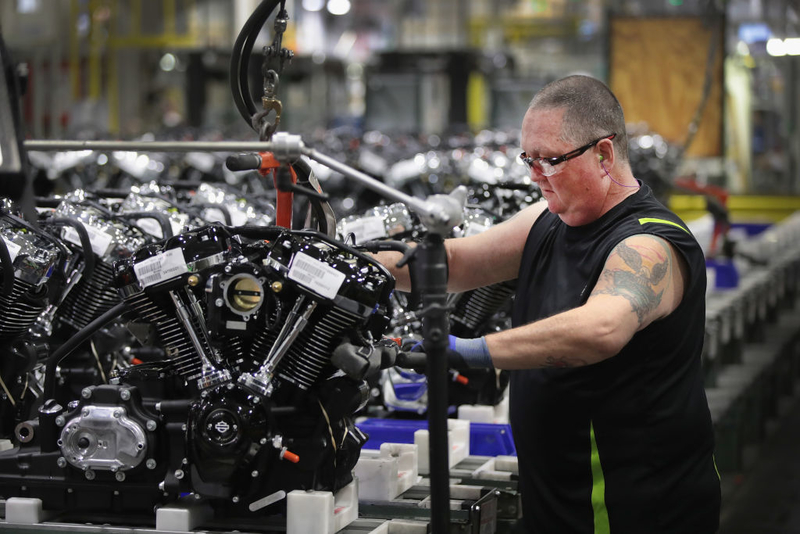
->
xmin=766 ymin=38 xmax=786 ymax=56
xmin=159 ymin=53 xmax=177 ymax=71
xmin=327 ymin=0 xmax=351 ymax=16
xmin=302 ymin=0 xmax=324 ymax=11
xmin=785 ymin=38 xmax=800 ymax=55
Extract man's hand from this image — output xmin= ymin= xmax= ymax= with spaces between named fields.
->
xmin=394 ymin=335 xmax=494 ymax=370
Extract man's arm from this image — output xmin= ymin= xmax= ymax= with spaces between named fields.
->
xmin=485 ymin=234 xmax=689 ymax=369
xmin=375 ymin=200 xmax=547 ymax=293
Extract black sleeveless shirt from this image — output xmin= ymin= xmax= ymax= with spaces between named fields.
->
xmin=510 ymin=184 xmax=720 ymax=533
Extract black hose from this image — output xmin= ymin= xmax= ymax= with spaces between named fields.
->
xmin=292 ymin=158 xmax=330 ymax=235
xmin=43 ymin=301 xmax=129 ymax=401
xmin=228 ymin=225 xmax=284 ymax=242
xmin=44 ymin=218 xmax=96 ymax=283
xmin=230 ymin=0 xmax=281 ymax=128
xmin=116 ymin=211 xmax=174 ymax=239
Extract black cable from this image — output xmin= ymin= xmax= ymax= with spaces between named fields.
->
xmin=45 ymin=218 xmax=96 ymax=283
xmin=115 ymin=211 xmax=174 ymax=239
xmin=43 ymin=301 xmax=129 ymax=401
xmin=230 ymin=0 xmax=281 ymax=128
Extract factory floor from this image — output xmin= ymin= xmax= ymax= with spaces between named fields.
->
xmin=718 ymin=390 xmax=800 ymax=533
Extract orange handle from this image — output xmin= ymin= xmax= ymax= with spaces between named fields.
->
xmin=281 ymin=449 xmax=300 ymax=463
xmin=257 ymin=152 xmax=297 ymax=229
xmin=452 ymin=372 xmax=469 ymax=386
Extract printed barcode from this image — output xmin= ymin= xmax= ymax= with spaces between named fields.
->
xmin=139 ymin=274 xmax=163 ymax=286
xmin=295 ymin=257 xmax=326 ymax=278
xmin=137 ymin=262 xmax=162 ymax=275
xmin=292 ymin=271 xmax=314 ymax=284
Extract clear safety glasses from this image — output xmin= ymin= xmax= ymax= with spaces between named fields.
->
xmin=519 ymin=133 xmax=616 ymax=177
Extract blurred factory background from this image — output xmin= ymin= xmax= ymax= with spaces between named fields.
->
xmin=2 ymin=1 xmax=800 ymax=533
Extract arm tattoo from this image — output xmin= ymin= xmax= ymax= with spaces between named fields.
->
xmin=594 ymin=240 xmax=671 ymax=326
xmin=545 ymin=355 xmax=589 ymax=368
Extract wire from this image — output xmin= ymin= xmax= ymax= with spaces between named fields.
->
xmin=0 ymin=373 xmax=16 ymax=407
xmin=317 ymin=399 xmax=338 ymax=470
xmin=90 ymin=339 xmax=108 ymax=384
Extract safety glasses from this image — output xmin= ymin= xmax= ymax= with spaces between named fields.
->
xmin=519 ymin=133 xmax=616 ymax=177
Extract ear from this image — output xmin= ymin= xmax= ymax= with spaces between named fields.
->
xmin=597 ymin=138 xmax=615 ymax=169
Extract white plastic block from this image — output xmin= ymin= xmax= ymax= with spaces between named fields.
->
xmin=415 ymin=419 xmax=470 ymax=475
xmin=470 ymin=455 xmax=519 ymax=481
xmin=5 ymin=497 xmax=55 ymax=524
xmin=456 ymin=395 xmax=510 ymax=425
xmin=287 ymin=478 xmax=358 ymax=534
xmin=155 ymin=498 xmax=213 ymax=532
xmin=387 ymin=519 xmax=429 ymax=533
xmin=355 ymin=443 xmax=419 ymax=501
xmin=457 ymin=404 xmax=495 ymax=424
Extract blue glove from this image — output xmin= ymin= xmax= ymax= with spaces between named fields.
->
xmin=448 ymin=335 xmax=494 ymax=369
xmin=395 ymin=335 xmax=493 ymax=370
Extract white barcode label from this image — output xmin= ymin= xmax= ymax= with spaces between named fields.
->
xmin=63 ymin=224 xmax=114 ymax=257
xmin=2 ymin=237 xmax=21 ymax=262
xmin=134 ymin=248 xmax=189 ymax=287
xmin=288 ymin=252 xmax=345 ymax=300
xmin=342 ymin=216 xmax=387 ymax=243
xmin=464 ymin=222 xmax=489 ymax=237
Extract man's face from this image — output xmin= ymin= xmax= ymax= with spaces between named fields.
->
xmin=520 ymin=107 xmax=606 ymax=226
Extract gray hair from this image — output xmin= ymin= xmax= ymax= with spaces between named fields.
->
xmin=529 ymin=75 xmax=628 ymax=161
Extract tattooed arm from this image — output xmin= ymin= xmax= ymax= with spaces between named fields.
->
xmin=484 ymin=234 xmax=688 ymax=370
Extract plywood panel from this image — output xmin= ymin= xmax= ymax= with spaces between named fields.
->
xmin=610 ymin=17 xmax=724 ymax=157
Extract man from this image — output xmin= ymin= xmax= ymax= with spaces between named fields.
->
xmin=380 ymin=75 xmax=720 ymax=533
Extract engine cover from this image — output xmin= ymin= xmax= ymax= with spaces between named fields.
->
xmin=60 ymin=405 xmax=148 ymax=472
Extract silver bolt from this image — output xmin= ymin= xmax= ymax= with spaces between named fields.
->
xmin=194 ymin=494 xmax=202 ymax=500
xmin=115 ymin=472 xmax=126 ymax=482
xmin=57 ymin=457 xmax=67 ymax=468
xmin=85 ymin=470 xmax=96 ymax=481
xmin=232 ymin=496 xmax=239 ymax=503
xmin=113 ymin=409 xmax=122 ymax=418
xmin=174 ymin=469 xmax=184 ymax=480
xmin=110 ymin=466 xmax=118 ymax=473
xmin=224 ymin=265 xmax=232 ymax=273
xmin=55 ymin=416 xmax=65 ymax=427
xmin=114 ymin=490 xmax=120 ymax=495
xmin=146 ymin=420 xmax=157 ymax=431
xmin=81 ymin=388 xmax=92 ymax=399
xmin=181 ymin=424 xmax=187 ymax=432
xmin=215 ymin=298 xmax=225 ymax=307
xmin=120 ymin=389 xmax=131 ymax=401
xmin=67 ymin=488 xmax=73 ymax=493
xmin=251 ymin=470 xmax=259 ymax=478
xmin=227 ymin=383 xmax=235 ymax=390
xmin=82 ymin=408 xmax=90 ymax=417
xmin=182 ymin=457 xmax=188 ymax=465
xmin=146 ymin=459 xmax=157 ymax=470
xmin=260 ymin=438 xmax=267 ymax=445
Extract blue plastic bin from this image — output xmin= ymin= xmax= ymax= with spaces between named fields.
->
xmin=357 ymin=418 xmax=516 ymax=456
